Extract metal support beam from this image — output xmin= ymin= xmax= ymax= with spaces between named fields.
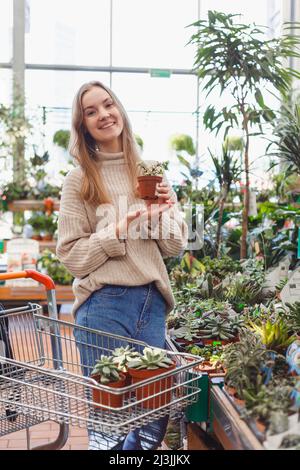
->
xmin=12 ymin=0 xmax=26 ymax=184
xmin=13 ymin=0 xmax=25 ymax=97
xmin=0 ymin=62 xmax=196 ymax=76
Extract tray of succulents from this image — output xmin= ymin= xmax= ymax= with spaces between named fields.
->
xmin=0 ymin=270 xmax=202 ymax=450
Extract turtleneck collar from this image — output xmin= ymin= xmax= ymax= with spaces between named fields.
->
xmin=95 ymin=150 xmax=125 ymax=165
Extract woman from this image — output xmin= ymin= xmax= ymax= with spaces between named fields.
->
xmin=56 ymin=81 xmax=188 ymax=450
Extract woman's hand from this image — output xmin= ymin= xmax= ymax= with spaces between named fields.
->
xmin=136 ymin=181 xmax=174 ymax=207
xmin=116 ymin=209 xmax=143 ymax=239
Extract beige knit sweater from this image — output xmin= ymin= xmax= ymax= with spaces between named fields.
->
xmin=56 ymin=151 xmax=188 ymax=316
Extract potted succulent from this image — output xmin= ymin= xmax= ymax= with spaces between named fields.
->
xmin=90 ymin=355 xmax=126 ymax=409
xmin=137 ymin=160 xmax=168 ymax=201
xmin=127 ymin=347 xmax=176 ymax=409
xmin=197 ymin=314 xmax=241 ymax=345
xmin=112 ymin=345 xmax=140 ymax=388
xmin=186 ymin=343 xmax=225 ymax=374
xmin=172 ymin=311 xmax=201 ymax=349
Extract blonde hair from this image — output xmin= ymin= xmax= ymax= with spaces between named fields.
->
xmin=69 ymin=81 xmax=141 ymax=205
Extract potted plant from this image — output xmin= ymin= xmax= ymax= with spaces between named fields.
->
xmin=127 ymin=347 xmax=176 ymax=409
xmin=112 ymin=345 xmax=140 ymax=388
xmin=137 ymin=160 xmax=168 ymax=201
xmin=248 ymin=317 xmax=296 ymax=353
xmin=38 ymin=249 xmax=74 ymax=285
xmin=222 ymin=330 xmax=270 ymax=403
xmin=90 ymin=355 xmax=126 ymax=409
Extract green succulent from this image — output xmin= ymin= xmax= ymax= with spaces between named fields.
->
xmin=137 ymin=161 xmax=168 ymax=176
xmin=242 ymin=382 xmax=294 ymax=425
xmin=248 ymin=317 xmax=296 ymax=352
xmin=91 ymin=355 xmax=122 ymax=385
xmin=198 ymin=316 xmax=236 ymax=341
xmin=172 ymin=311 xmax=201 ymax=342
xmin=112 ymin=346 xmax=140 ymax=371
xmin=223 ymin=330 xmax=270 ymax=399
xmin=127 ymin=347 xmax=174 ymax=370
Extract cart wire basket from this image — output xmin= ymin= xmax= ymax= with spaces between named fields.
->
xmin=0 ymin=270 xmax=202 ymax=450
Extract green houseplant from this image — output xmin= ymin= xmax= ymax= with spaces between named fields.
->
xmin=38 ymin=249 xmax=73 ymax=285
xmin=53 ymin=129 xmax=70 ymax=150
xmin=187 ymin=10 xmax=300 ymax=258
xmin=127 ymin=347 xmax=176 ymax=409
xmin=91 ymin=355 xmax=126 ymax=409
xmin=137 ymin=160 xmax=168 ymax=201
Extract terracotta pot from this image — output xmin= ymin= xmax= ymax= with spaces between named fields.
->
xmin=197 ymin=361 xmax=224 ymax=374
xmin=128 ymin=363 xmax=176 ymax=409
xmin=31 ymin=235 xmax=41 ymax=241
xmin=137 ymin=175 xmax=163 ymax=200
xmin=91 ymin=372 xmax=126 ymax=409
xmin=41 ymin=234 xmax=53 ymax=241
xmin=200 ymin=337 xmax=237 ymax=346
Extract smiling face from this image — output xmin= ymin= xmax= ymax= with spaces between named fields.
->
xmin=82 ymin=86 xmax=124 ymax=153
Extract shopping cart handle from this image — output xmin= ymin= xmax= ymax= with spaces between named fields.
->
xmin=0 ymin=270 xmax=55 ymax=290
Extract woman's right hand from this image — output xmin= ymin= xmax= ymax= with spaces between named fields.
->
xmin=116 ymin=209 xmax=144 ymax=239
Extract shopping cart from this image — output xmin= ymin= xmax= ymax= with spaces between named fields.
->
xmin=0 ymin=270 xmax=203 ymax=450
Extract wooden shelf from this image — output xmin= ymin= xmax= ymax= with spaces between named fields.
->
xmin=8 ymin=199 xmax=60 ymax=212
xmin=0 ymin=284 xmax=74 ymax=305
xmin=38 ymin=240 xmax=57 ymax=252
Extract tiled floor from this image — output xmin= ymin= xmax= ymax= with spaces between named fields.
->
xmin=0 ymin=421 xmax=89 ymax=450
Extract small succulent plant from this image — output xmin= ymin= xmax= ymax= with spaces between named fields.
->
xmin=127 ymin=347 xmax=174 ymax=370
xmin=198 ymin=316 xmax=236 ymax=341
xmin=248 ymin=317 xmax=296 ymax=352
xmin=137 ymin=160 xmax=168 ymax=176
xmin=112 ymin=346 xmax=140 ymax=371
xmin=91 ymin=355 xmax=122 ymax=385
xmin=223 ymin=330 xmax=270 ymax=398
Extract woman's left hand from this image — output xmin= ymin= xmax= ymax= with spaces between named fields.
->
xmin=154 ymin=182 xmax=173 ymax=204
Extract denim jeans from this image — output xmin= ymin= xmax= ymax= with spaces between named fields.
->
xmin=73 ymin=282 xmax=169 ymax=450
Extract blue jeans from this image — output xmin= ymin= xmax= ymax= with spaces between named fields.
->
xmin=73 ymin=282 xmax=169 ymax=450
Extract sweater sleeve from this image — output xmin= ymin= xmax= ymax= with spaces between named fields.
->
xmin=56 ymin=169 xmax=126 ymax=278
xmin=148 ymin=173 xmax=188 ymax=257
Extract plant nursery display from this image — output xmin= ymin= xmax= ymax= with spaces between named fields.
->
xmin=2 ymin=6 xmax=300 ymax=452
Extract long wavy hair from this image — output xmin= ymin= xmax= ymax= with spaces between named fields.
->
xmin=69 ymin=81 xmax=142 ymax=205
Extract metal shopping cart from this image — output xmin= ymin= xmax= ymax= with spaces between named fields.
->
xmin=0 ymin=270 xmax=202 ymax=450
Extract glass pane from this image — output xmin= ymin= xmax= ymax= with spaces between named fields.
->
xmin=112 ymin=72 xmax=198 ymax=184
xmin=25 ymin=0 xmax=110 ymax=65
xmin=25 ymin=70 xmax=110 ymax=107
xmin=112 ymin=72 xmax=197 ymax=113
xmin=0 ymin=0 xmax=13 ymax=62
xmin=112 ymin=0 xmax=198 ymax=68
xmin=0 ymin=69 xmax=12 ymax=104
xmin=200 ymin=0 xmax=268 ymax=25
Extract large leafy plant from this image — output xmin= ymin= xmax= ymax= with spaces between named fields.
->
xmin=187 ymin=11 xmax=300 ymax=258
